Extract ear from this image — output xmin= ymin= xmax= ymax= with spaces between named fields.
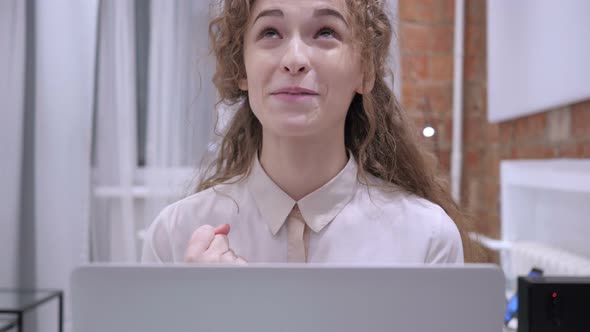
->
xmin=239 ymin=78 xmax=248 ymax=91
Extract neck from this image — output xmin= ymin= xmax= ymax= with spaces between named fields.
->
xmin=259 ymin=128 xmax=348 ymax=201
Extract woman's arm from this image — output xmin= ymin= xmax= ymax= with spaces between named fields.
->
xmin=425 ymin=207 xmax=465 ymax=264
xmin=141 ymin=205 xmax=176 ymax=263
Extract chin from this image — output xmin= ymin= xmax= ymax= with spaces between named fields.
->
xmin=260 ymin=109 xmax=318 ymax=135
xmin=263 ymin=118 xmax=321 ymax=138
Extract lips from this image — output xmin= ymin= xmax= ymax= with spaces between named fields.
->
xmin=271 ymin=87 xmax=319 ymax=96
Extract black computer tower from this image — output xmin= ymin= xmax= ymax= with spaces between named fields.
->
xmin=518 ymin=276 xmax=590 ymax=332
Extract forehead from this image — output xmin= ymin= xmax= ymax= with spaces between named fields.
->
xmin=250 ymin=0 xmax=348 ymax=17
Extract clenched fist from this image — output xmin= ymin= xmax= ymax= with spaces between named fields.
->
xmin=184 ymin=224 xmax=247 ymax=264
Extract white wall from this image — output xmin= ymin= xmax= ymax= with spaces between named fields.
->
xmin=34 ymin=0 xmax=98 ymax=330
xmin=487 ymin=0 xmax=590 ymax=123
xmin=0 ymin=0 xmax=25 ymax=288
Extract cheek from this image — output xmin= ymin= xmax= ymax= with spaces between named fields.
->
xmin=322 ymin=64 xmax=362 ymax=105
xmin=320 ymin=51 xmax=362 ymax=93
xmin=244 ymin=59 xmax=271 ymax=98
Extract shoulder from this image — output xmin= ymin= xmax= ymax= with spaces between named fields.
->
xmin=141 ymin=179 xmax=247 ymax=263
xmin=360 ymin=175 xmax=464 ymax=263
xmin=145 ymin=174 xmax=247 ymax=235
xmin=360 ymin=174 xmax=447 ymax=222
xmin=160 ymin=179 xmax=247 ymax=228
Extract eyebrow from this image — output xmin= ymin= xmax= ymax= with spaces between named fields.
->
xmin=252 ymin=8 xmax=349 ymax=27
xmin=253 ymin=9 xmax=283 ymax=25
xmin=313 ymin=8 xmax=349 ymax=27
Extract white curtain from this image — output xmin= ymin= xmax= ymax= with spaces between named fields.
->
xmin=0 ymin=0 xmax=26 ymax=289
xmin=34 ymin=1 xmax=98 ymax=330
xmin=147 ymin=0 xmax=216 ymax=168
xmin=90 ymin=0 xmax=218 ymax=262
xmin=144 ymin=0 xmax=217 ymax=222
xmin=1 ymin=0 xmax=219 ymax=328
xmin=91 ymin=0 xmax=139 ymax=262
xmin=0 ymin=0 xmax=98 ymax=330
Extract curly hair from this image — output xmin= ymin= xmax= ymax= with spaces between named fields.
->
xmin=200 ymin=0 xmax=482 ymax=262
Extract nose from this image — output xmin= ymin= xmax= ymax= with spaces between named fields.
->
xmin=280 ymin=37 xmax=310 ymax=75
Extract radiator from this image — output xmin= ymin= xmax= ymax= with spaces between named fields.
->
xmin=509 ymin=241 xmax=590 ymax=277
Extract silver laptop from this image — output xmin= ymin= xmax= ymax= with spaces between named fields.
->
xmin=71 ymin=264 xmax=505 ymax=332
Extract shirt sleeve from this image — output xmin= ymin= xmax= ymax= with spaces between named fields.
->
xmin=141 ymin=204 xmax=176 ymax=263
xmin=425 ymin=207 xmax=464 ymax=264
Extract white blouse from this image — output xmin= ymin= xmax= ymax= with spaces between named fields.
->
xmin=141 ymin=155 xmax=464 ymax=264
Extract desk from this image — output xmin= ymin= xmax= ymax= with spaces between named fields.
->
xmin=0 ymin=289 xmax=63 ymax=332
xmin=0 ymin=315 xmax=17 ymax=332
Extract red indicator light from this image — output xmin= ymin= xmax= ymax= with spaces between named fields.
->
xmin=552 ymin=292 xmax=558 ymax=298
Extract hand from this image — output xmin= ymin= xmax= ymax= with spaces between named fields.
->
xmin=184 ymin=224 xmax=247 ymax=265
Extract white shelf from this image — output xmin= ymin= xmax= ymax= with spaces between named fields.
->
xmin=499 ymin=158 xmax=590 ymax=288
xmin=91 ymin=166 xmax=197 ymax=198
xmin=93 ymin=186 xmax=186 ymax=198
xmin=501 ymin=159 xmax=590 ymax=193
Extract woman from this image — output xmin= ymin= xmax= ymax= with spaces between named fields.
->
xmin=142 ymin=0 xmax=477 ymax=264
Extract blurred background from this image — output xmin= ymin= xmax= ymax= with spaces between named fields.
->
xmin=1 ymin=0 xmax=589 ymax=331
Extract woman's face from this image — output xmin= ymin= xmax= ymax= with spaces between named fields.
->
xmin=240 ymin=0 xmax=364 ymax=138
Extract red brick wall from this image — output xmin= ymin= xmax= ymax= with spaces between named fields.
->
xmin=399 ymin=0 xmax=590 ymax=256
xmin=399 ymin=0 xmax=455 ymax=174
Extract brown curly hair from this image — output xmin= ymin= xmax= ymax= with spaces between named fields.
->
xmin=200 ymin=0 xmax=482 ymax=262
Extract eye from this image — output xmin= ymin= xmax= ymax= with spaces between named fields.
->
xmin=259 ymin=27 xmax=281 ymax=39
xmin=316 ymin=27 xmax=338 ymax=39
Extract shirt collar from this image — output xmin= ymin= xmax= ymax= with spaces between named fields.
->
xmin=246 ymin=154 xmax=359 ymax=235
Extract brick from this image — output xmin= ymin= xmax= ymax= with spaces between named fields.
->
xmin=429 ymin=54 xmax=453 ymax=81
xmin=500 ymin=147 xmax=513 ymax=161
xmin=422 ymin=137 xmax=437 ymax=152
xmin=399 ymin=0 xmax=434 ymax=23
xmin=466 ymin=0 xmax=486 ymax=24
xmin=464 ymin=149 xmax=482 ymax=173
xmin=465 ymin=23 xmax=485 ymax=56
xmin=439 ymin=117 xmax=453 ymax=148
xmin=571 ymin=101 xmax=590 ymax=137
xmin=499 ymin=122 xmax=513 ymax=144
xmin=486 ymin=123 xmax=500 ymax=144
xmin=543 ymin=145 xmax=555 ymax=158
xmin=466 ymin=177 xmax=480 ymax=211
xmin=557 ymin=141 xmax=590 ymax=158
xmin=401 ymin=83 xmax=420 ymax=110
xmin=483 ymin=147 xmax=500 ymax=178
xmin=431 ymin=25 xmax=453 ymax=53
xmin=581 ymin=140 xmax=590 ymax=157
xmin=400 ymin=0 xmax=455 ymax=24
xmin=437 ymin=0 xmax=455 ymax=24
xmin=546 ymin=107 xmax=571 ymax=143
xmin=557 ymin=142 xmax=578 ymax=158
xmin=509 ymin=145 xmax=521 ymax=159
xmin=513 ymin=113 xmax=547 ymax=143
xmin=401 ymin=83 xmax=413 ymax=103
xmin=403 ymin=84 xmax=441 ymax=113
xmin=464 ymin=54 xmax=485 ymax=82
xmin=464 ymin=82 xmax=486 ymax=116
xmin=402 ymin=55 xmax=429 ymax=82
xmin=463 ymin=115 xmax=483 ymax=144
xmin=484 ymin=180 xmax=500 ymax=213
xmin=511 ymin=144 xmax=554 ymax=159
xmin=400 ymin=23 xmax=431 ymax=53
xmin=488 ymin=214 xmax=500 ymax=237
xmin=460 ymin=173 xmax=471 ymax=208
xmin=424 ymin=84 xmax=453 ymax=114
xmin=475 ymin=210 xmax=501 ymax=239
xmin=408 ymin=111 xmax=426 ymax=129
xmin=436 ymin=148 xmax=451 ymax=173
